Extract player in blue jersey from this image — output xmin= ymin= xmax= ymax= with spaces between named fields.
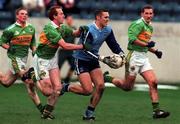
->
xmin=61 ymin=9 xmax=125 ymax=120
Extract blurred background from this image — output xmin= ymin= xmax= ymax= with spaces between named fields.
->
xmin=0 ymin=0 xmax=180 ymax=84
xmin=1 ymin=0 xmax=180 ymax=28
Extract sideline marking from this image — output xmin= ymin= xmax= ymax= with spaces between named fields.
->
xmin=105 ymin=83 xmax=179 ymax=91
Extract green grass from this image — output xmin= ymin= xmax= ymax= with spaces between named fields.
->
xmin=0 ymin=84 xmax=180 ymax=124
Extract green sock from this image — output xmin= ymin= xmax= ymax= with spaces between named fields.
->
xmin=152 ymin=102 xmax=159 ymax=111
xmin=36 ymin=103 xmax=44 ymax=113
xmin=44 ymin=104 xmax=54 ymax=113
xmin=104 ymin=75 xmax=113 ymax=83
xmin=103 ymin=71 xmax=113 ymax=83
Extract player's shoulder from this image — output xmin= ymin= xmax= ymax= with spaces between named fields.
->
xmin=129 ymin=18 xmax=144 ymax=28
xmin=105 ymin=25 xmax=112 ymax=30
xmin=44 ymin=22 xmax=56 ymax=31
xmin=61 ymin=24 xmax=71 ymax=29
xmin=27 ymin=23 xmax=35 ymax=28
xmin=130 ymin=18 xmax=143 ymax=26
xmin=87 ymin=23 xmax=94 ymax=29
xmin=135 ymin=18 xmax=143 ymax=24
xmin=5 ymin=23 xmax=16 ymax=31
xmin=103 ymin=25 xmax=112 ymax=34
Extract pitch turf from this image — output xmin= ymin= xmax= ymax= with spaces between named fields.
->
xmin=0 ymin=83 xmax=179 ymax=124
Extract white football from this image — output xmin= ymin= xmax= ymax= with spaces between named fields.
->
xmin=110 ymin=54 xmax=124 ymax=68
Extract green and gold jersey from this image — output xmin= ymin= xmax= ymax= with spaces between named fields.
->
xmin=127 ymin=18 xmax=153 ymax=52
xmin=0 ymin=22 xmax=36 ymax=58
xmin=36 ymin=21 xmax=73 ymax=59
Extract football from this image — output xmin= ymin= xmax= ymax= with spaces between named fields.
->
xmin=110 ymin=54 xmax=124 ymax=68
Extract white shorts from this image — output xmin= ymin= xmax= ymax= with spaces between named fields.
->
xmin=126 ymin=51 xmax=153 ymax=76
xmin=33 ymin=54 xmax=58 ymax=80
xmin=8 ymin=56 xmax=28 ymax=74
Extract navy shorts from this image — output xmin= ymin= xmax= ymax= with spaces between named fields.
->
xmin=74 ymin=58 xmax=100 ymax=75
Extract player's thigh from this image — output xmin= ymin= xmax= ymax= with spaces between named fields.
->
xmin=141 ymin=70 xmax=157 ymax=85
xmin=39 ymin=78 xmax=53 ymax=95
xmin=78 ymin=72 xmax=93 ymax=92
xmin=75 ymin=59 xmax=95 ymax=92
xmin=49 ymin=68 xmax=61 ymax=90
xmin=126 ymin=51 xmax=143 ymax=76
xmin=90 ymin=68 xmax=104 ymax=88
xmin=8 ymin=56 xmax=27 ymax=75
xmin=33 ymin=55 xmax=55 ymax=81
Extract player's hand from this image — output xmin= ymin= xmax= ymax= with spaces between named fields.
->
xmin=119 ymin=51 xmax=125 ymax=59
xmin=100 ymin=56 xmax=120 ymax=69
xmin=83 ymin=42 xmax=92 ymax=51
xmin=146 ymin=41 xmax=155 ymax=48
xmin=79 ymin=25 xmax=89 ymax=34
xmin=119 ymin=51 xmax=126 ymax=65
xmin=102 ymin=56 xmax=116 ymax=68
xmin=154 ymin=50 xmax=162 ymax=59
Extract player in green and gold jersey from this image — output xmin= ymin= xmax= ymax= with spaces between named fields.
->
xmin=104 ymin=5 xmax=170 ymax=119
xmin=32 ymin=5 xmax=90 ymax=120
xmin=0 ymin=7 xmax=43 ymax=114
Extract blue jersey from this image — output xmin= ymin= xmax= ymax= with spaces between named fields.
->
xmin=73 ymin=23 xmax=123 ymax=61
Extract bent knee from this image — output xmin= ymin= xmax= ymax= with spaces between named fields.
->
xmin=96 ymin=84 xmax=105 ymax=91
xmin=41 ymin=87 xmax=53 ymax=96
xmin=83 ymin=88 xmax=93 ymax=96
xmin=1 ymin=82 xmax=12 ymax=88
xmin=122 ymin=85 xmax=134 ymax=91
xmin=3 ymin=84 xmax=11 ymax=88
xmin=54 ymin=87 xmax=62 ymax=96
xmin=148 ymin=79 xmax=158 ymax=88
xmin=149 ymin=81 xmax=158 ymax=90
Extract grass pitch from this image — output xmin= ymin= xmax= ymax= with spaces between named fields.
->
xmin=0 ymin=83 xmax=179 ymax=124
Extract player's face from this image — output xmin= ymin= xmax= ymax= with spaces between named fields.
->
xmin=56 ymin=8 xmax=65 ymax=24
xmin=141 ymin=9 xmax=154 ymax=23
xmin=16 ymin=10 xmax=28 ymax=24
xmin=66 ymin=16 xmax=73 ymax=26
xmin=99 ymin=12 xmax=109 ymax=27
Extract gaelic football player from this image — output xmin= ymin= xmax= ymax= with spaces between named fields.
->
xmin=104 ymin=5 xmax=170 ymax=119
xmin=32 ymin=5 xmax=90 ymax=119
xmin=0 ymin=7 xmax=44 ymax=114
xmin=61 ymin=9 xmax=125 ymax=121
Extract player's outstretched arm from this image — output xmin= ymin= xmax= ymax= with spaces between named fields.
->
xmin=58 ymin=38 xmax=83 ymax=50
xmin=149 ymin=48 xmax=163 ymax=59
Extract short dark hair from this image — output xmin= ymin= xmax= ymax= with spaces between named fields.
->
xmin=141 ymin=5 xmax=154 ymax=13
xmin=48 ymin=5 xmax=62 ymax=21
xmin=94 ymin=9 xmax=109 ymax=19
xmin=65 ymin=14 xmax=72 ymax=19
xmin=16 ymin=7 xmax=28 ymax=15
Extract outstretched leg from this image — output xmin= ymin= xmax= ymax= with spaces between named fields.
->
xmin=24 ymin=79 xmax=44 ymax=114
xmin=104 ymin=71 xmax=136 ymax=91
xmin=141 ymin=70 xmax=170 ymax=119
xmin=83 ymin=68 xmax=105 ymax=121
